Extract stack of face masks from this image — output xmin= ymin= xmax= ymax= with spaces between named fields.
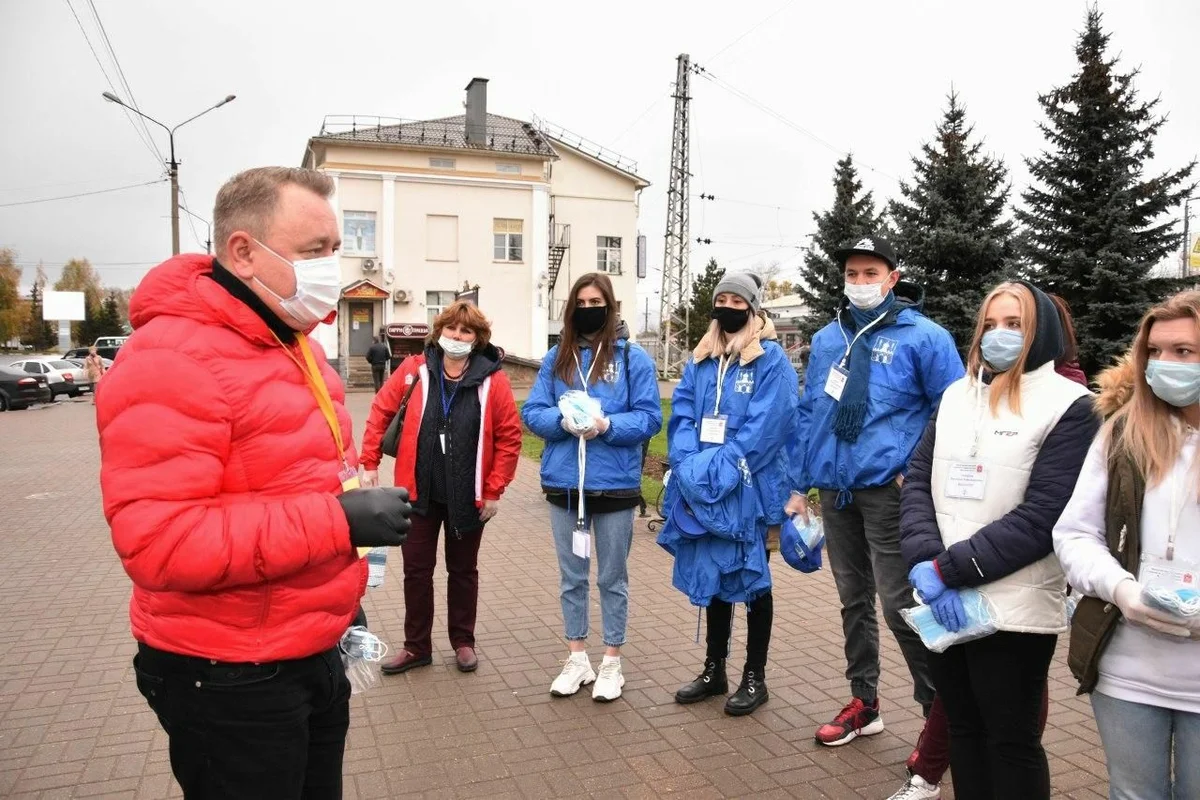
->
xmin=1143 ymin=585 xmax=1200 ymax=618
xmin=339 ymin=626 xmax=388 ymax=694
xmin=558 ymin=390 xmax=602 ymax=435
xmin=900 ymin=588 xmax=999 ymax=653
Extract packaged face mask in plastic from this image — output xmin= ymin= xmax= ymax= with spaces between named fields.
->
xmin=1142 ymin=585 xmax=1200 ymax=618
xmin=1138 ymin=554 xmax=1200 ymax=618
xmin=366 ymin=547 xmax=388 ymax=589
xmin=900 ymin=588 xmax=999 ymax=653
xmin=1064 ymin=592 xmax=1079 ymax=623
xmin=558 ymin=390 xmax=602 ymax=434
xmin=780 ymin=514 xmax=824 ymax=573
xmin=339 ymin=625 xmax=389 ymax=694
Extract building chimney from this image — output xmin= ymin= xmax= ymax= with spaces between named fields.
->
xmin=464 ymin=78 xmax=488 ymax=146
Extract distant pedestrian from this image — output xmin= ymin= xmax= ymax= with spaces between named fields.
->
xmin=366 ymin=336 xmax=391 ymax=392
xmin=84 ymin=347 xmax=106 ymax=405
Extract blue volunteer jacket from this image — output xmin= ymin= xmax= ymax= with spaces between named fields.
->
xmin=522 ymin=332 xmax=662 ymax=492
xmin=658 ymin=329 xmax=798 ymax=605
xmin=790 ymin=282 xmax=964 ymax=494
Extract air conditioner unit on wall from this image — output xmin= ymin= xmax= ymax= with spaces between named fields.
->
xmin=394 ymin=289 xmax=411 ymax=303
xmin=361 ymin=258 xmax=377 ymax=272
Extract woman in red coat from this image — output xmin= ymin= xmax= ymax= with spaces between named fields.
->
xmin=360 ymin=302 xmax=522 ymax=674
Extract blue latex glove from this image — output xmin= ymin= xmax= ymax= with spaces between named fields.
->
xmin=931 ymin=589 xmax=967 ymax=633
xmin=909 ymin=561 xmax=947 ymax=603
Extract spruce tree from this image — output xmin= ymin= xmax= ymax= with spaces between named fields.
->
xmin=797 ymin=155 xmax=882 ymax=339
xmin=675 ymin=258 xmax=725 ymax=348
xmin=890 ymin=92 xmax=1015 ymax=354
xmin=1018 ymin=8 xmax=1196 ymax=375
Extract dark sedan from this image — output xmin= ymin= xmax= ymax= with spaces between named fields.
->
xmin=0 ymin=365 xmax=52 ymax=410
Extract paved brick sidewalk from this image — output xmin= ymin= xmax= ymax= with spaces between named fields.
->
xmin=0 ymin=395 xmax=1110 ymax=798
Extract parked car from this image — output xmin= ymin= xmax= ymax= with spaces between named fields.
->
xmin=65 ymin=337 xmax=126 ymax=361
xmin=8 ymin=358 xmax=85 ymax=398
xmin=0 ymin=365 xmax=51 ymax=410
xmin=65 ymin=357 xmax=113 ymax=370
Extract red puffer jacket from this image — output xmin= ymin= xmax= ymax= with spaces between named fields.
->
xmin=97 ymin=254 xmax=365 ymax=663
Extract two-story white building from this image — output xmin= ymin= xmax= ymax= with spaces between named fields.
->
xmin=301 ymin=78 xmax=649 ymax=386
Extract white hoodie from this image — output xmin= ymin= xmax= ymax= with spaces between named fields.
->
xmin=1053 ymin=430 xmax=1200 ymax=713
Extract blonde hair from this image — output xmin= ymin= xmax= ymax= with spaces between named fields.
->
xmin=1107 ymin=290 xmax=1200 ymax=488
xmin=213 ymin=167 xmax=334 ymax=252
xmin=967 ymin=282 xmax=1037 ymax=416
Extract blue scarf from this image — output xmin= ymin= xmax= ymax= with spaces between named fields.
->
xmin=832 ymin=292 xmax=896 ymax=444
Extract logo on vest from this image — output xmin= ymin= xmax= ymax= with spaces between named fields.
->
xmin=872 ymin=337 xmax=898 ymax=365
xmin=734 ymin=369 xmax=755 ymax=394
xmin=992 ymin=429 xmax=1019 ymax=437
xmin=738 ymin=457 xmax=753 ymax=487
xmin=602 ymin=360 xmax=621 ymax=383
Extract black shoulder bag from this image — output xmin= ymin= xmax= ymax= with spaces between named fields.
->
xmin=381 ymin=377 xmax=421 ymax=458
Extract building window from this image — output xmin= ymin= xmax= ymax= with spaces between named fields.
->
xmin=426 ymin=290 xmax=457 ymax=325
xmin=342 ymin=211 xmax=376 ymax=256
xmin=597 ymin=236 xmax=622 ymax=273
xmin=426 ymin=215 xmax=458 ymax=262
xmin=493 ymin=219 xmax=524 ymax=262
xmin=429 ymin=157 xmax=456 ymax=169
xmin=496 ymin=162 xmax=522 ymax=175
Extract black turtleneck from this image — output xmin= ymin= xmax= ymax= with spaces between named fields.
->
xmin=208 ymin=259 xmax=296 ymax=343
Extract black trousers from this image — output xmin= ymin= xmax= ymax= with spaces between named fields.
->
xmin=927 ymin=631 xmax=1057 ymax=800
xmin=706 ymin=590 xmax=774 ymax=674
xmin=133 ymin=642 xmax=351 ymax=800
xmin=371 ymin=365 xmax=385 ymax=392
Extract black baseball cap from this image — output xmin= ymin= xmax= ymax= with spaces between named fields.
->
xmin=834 ymin=235 xmax=899 ymax=271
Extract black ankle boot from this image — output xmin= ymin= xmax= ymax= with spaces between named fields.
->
xmin=674 ymin=658 xmax=728 ymax=704
xmin=724 ymin=667 xmax=768 ymax=716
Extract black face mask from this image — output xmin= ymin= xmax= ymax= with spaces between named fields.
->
xmin=711 ymin=306 xmax=750 ymax=334
xmin=572 ymin=305 xmax=608 ymax=335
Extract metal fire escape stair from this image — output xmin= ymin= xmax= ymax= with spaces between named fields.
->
xmin=547 ymin=220 xmax=570 ymax=308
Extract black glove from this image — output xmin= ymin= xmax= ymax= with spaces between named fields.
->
xmin=338 ymin=487 xmax=412 ymax=548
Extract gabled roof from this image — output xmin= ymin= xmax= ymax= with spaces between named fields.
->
xmin=313 ymin=113 xmax=556 ymax=159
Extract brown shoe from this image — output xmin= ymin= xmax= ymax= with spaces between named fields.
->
xmin=380 ymin=650 xmax=432 ymax=675
xmin=455 ymin=646 xmax=478 ymax=673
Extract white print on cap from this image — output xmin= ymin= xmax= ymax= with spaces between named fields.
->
xmin=853 ymin=237 xmax=875 ymax=250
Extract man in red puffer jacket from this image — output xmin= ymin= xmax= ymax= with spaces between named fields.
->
xmin=97 ymin=167 xmax=412 ymax=800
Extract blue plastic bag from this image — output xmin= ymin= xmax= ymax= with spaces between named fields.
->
xmin=900 ymin=588 xmax=998 ymax=653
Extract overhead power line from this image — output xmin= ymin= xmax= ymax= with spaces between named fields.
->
xmin=0 ymin=179 xmax=166 ymax=208
xmin=84 ymin=0 xmax=164 ymax=165
xmin=705 ymin=0 xmax=796 ymax=65
xmin=692 ymin=62 xmax=899 ymax=183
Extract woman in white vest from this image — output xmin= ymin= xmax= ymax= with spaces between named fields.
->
xmin=898 ymin=281 xmax=1099 ymax=800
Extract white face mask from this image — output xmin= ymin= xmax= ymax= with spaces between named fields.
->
xmin=252 ymin=238 xmax=341 ymax=326
xmin=439 ymin=335 xmax=473 ymax=359
xmin=844 ymin=280 xmax=887 ymax=311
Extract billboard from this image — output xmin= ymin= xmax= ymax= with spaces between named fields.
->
xmin=1191 ymin=233 xmax=1200 ymax=272
xmin=42 ymin=290 xmax=86 ymax=321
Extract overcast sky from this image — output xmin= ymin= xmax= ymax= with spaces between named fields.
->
xmin=2 ymin=0 xmax=1196 ymax=310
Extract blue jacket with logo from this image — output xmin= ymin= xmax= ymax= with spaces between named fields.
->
xmin=658 ymin=331 xmax=798 ymax=605
xmin=790 ymin=282 xmax=964 ymax=494
xmin=522 ymin=331 xmax=662 ymax=492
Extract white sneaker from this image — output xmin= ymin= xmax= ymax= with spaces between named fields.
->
xmin=886 ymin=774 xmax=940 ymax=800
xmin=550 ymin=653 xmax=595 ymax=697
xmin=592 ymin=657 xmax=625 ymax=702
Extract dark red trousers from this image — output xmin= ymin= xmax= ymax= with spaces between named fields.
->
xmin=401 ymin=502 xmax=483 ymax=658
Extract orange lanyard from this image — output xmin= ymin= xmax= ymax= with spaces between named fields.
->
xmin=273 ymin=332 xmax=349 ymax=471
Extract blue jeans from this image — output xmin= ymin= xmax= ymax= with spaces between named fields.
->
xmin=549 ymin=504 xmax=635 ymax=648
xmin=1091 ymin=691 xmax=1200 ymax=799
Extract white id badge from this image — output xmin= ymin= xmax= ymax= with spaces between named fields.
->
xmin=1138 ymin=553 xmax=1199 ymax=590
xmin=572 ymin=528 xmax=591 ymax=559
xmin=700 ymin=414 xmax=728 ymax=444
xmin=945 ymin=462 xmax=987 ymax=500
xmin=824 ymin=365 xmax=849 ymax=401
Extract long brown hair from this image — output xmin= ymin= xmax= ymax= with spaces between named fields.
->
xmin=966 ymin=282 xmax=1037 ymax=416
xmin=554 ymin=273 xmax=618 ymax=385
xmin=1107 ymin=291 xmax=1200 ymax=488
xmin=1048 ymin=294 xmax=1079 ymax=366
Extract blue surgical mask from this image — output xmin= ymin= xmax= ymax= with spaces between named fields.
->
xmin=1145 ymin=360 xmax=1200 ymax=407
xmin=981 ymin=329 xmax=1024 ymax=372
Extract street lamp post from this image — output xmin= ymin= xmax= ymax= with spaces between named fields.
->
xmin=1184 ymin=195 xmax=1200 ymax=279
xmin=180 ymin=206 xmax=213 ymax=254
xmin=102 ymin=92 xmax=236 ymax=256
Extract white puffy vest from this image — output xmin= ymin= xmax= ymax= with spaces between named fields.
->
xmin=931 ymin=362 xmax=1091 ymax=634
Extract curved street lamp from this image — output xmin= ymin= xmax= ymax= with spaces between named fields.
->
xmin=102 ymin=92 xmax=236 ymax=255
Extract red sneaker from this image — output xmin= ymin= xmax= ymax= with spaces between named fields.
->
xmin=815 ymin=697 xmax=885 ymax=746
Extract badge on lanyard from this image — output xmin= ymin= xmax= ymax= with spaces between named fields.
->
xmin=700 ymin=414 xmax=728 ymax=444
xmin=945 ymin=462 xmax=987 ymax=500
xmin=825 ymin=364 xmax=850 ymax=401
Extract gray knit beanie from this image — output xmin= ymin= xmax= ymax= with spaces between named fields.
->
xmin=713 ymin=272 xmax=763 ymax=314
